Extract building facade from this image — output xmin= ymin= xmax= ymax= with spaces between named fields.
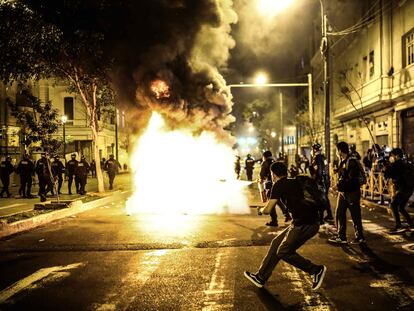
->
xmin=0 ymin=79 xmax=129 ymax=166
xmin=299 ymin=0 xmax=414 ymax=161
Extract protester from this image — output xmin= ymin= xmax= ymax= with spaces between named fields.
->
xmin=35 ymin=152 xmax=53 ymax=202
xmin=66 ymin=153 xmax=78 ymax=195
xmin=0 ymin=156 xmax=14 ymax=198
xmin=362 ymin=148 xmax=374 ymax=173
xmin=310 ymin=143 xmax=333 ymax=222
xmin=75 ymin=155 xmax=90 ymax=195
xmin=244 ymin=162 xmax=327 ymax=291
xmin=234 ymin=156 xmax=241 ymax=179
xmin=329 ymin=141 xmax=366 ymax=244
xmin=16 ymin=154 xmax=34 ymax=198
xmin=245 ymin=154 xmax=255 ymax=181
xmin=289 ymin=164 xmax=299 ymax=178
xmin=90 ymin=159 xmax=97 ymax=178
xmin=51 ymin=155 xmax=65 ymax=195
xmin=104 ymin=154 xmax=121 ymax=190
xmin=259 ymin=151 xmax=291 ymax=226
xmin=384 ymin=148 xmax=414 ymax=232
xmin=350 ymin=144 xmax=361 ymax=160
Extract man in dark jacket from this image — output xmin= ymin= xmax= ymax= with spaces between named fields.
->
xmin=16 ymin=154 xmax=34 ymax=198
xmin=310 ymin=143 xmax=333 ymax=222
xmin=36 ymin=152 xmax=53 ymax=202
xmin=244 ymin=162 xmax=327 ymax=291
xmin=259 ymin=150 xmax=291 ymax=226
xmin=75 ymin=155 xmax=90 ymax=195
xmin=51 ymin=156 xmax=65 ymax=195
xmin=104 ymin=155 xmax=121 ymax=190
xmin=329 ymin=141 xmax=365 ymax=244
xmin=245 ymin=154 xmax=255 ymax=181
xmin=66 ymin=153 xmax=78 ymax=195
xmin=0 ymin=156 xmax=14 ymax=198
xmin=384 ymin=148 xmax=414 ymax=232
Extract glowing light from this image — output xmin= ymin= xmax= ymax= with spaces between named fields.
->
xmin=256 ymin=0 xmax=294 ymax=18
xmin=254 ymin=72 xmax=268 ymax=85
xmin=126 ymin=112 xmax=250 ymax=217
xmin=150 ymin=79 xmax=170 ymax=99
xmin=271 ymin=131 xmax=276 ymax=138
xmin=248 ymin=126 xmax=255 ymax=133
xmin=238 ymin=137 xmax=247 ymax=145
xmin=247 ymin=137 xmax=257 ymax=145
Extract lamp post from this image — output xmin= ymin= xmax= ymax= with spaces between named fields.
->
xmin=61 ymin=115 xmax=67 ymax=161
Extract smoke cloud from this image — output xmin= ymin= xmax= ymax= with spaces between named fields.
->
xmin=110 ymin=0 xmax=238 ymax=140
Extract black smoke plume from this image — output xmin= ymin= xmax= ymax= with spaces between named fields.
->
xmin=109 ymin=0 xmax=237 ymax=139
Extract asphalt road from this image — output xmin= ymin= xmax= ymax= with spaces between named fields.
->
xmin=0 ymin=187 xmax=414 ymax=310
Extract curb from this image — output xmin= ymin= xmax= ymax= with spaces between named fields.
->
xmin=0 ymin=190 xmax=131 ymax=239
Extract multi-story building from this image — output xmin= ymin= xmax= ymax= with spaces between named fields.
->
xmin=0 ymin=79 xmax=129 ymax=166
xmin=299 ymin=0 xmax=414 ymax=161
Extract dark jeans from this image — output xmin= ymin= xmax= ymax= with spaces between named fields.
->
xmin=319 ymin=185 xmax=333 ymax=219
xmin=0 ymin=175 xmax=10 ymax=196
xmin=390 ymin=191 xmax=413 ymax=227
xmin=68 ymin=174 xmax=75 ymax=193
xmin=246 ymin=170 xmax=253 ymax=181
xmin=19 ymin=175 xmax=32 ymax=197
xmin=258 ymin=223 xmax=321 ymax=280
xmin=108 ymin=172 xmax=116 ymax=189
xmin=270 ymin=203 xmax=290 ymax=224
xmin=39 ymin=176 xmax=53 ymax=199
xmin=77 ymin=175 xmax=87 ymax=194
xmin=336 ymin=191 xmax=364 ymax=240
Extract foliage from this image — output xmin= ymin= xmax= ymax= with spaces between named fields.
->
xmin=7 ymin=91 xmax=62 ymax=153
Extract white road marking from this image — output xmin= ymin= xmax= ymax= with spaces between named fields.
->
xmin=0 ymin=262 xmax=84 ymax=303
xmin=0 ymin=204 xmax=24 ymax=210
xmin=203 ymin=248 xmax=234 ymax=311
xmin=283 ymin=265 xmax=334 ymax=311
xmin=362 ymin=220 xmax=405 ymax=243
xmin=370 ymin=274 xmax=414 ymax=307
xmin=94 ymin=249 xmax=168 ymax=311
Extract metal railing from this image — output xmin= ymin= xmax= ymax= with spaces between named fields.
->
xmin=330 ymin=164 xmax=395 ymax=205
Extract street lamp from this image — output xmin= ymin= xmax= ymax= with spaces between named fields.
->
xmin=61 ymin=115 xmax=67 ymax=161
xmin=256 ymin=0 xmax=294 ymax=18
xmin=254 ymin=72 xmax=268 ymax=86
xmin=271 ymin=131 xmax=276 ymax=138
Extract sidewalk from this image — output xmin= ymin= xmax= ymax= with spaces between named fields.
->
xmin=0 ymin=173 xmax=132 ymax=218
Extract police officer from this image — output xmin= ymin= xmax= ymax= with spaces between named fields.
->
xmin=75 ymin=155 xmax=90 ymax=195
xmin=245 ymin=154 xmax=255 ymax=181
xmin=104 ymin=155 xmax=121 ymax=190
xmin=310 ymin=143 xmax=333 ymax=222
xmin=0 ymin=156 xmax=14 ymax=198
xmin=51 ymin=155 xmax=65 ymax=195
xmin=36 ymin=152 xmax=53 ymax=202
xmin=66 ymin=153 xmax=78 ymax=195
xmin=16 ymin=154 xmax=34 ymax=198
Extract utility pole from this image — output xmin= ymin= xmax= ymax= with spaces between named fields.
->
xmin=320 ymin=1 xmax=331 ymax=164
xmin=280 ymin=92 xmax=284 ymax=155
xmin=115 ymin=108 xmax=119 ymax=160
xmin=307 ymin=73 xmax=313 ymax=138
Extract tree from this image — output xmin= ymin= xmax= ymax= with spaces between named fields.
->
xmin=0 ymin=1 xmax=117 ymax=192
xmin=7 ymin=89 xmax=62 ymax=154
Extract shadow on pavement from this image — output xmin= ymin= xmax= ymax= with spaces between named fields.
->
xmin=256 ymin=287 xmax=296 ymax=311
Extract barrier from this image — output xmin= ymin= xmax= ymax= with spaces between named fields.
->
xmin=330 ymin=163 xmax=395 ymax=205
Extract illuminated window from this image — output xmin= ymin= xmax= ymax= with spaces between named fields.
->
xmin=403 ymin=29 xmax=414 ymax=67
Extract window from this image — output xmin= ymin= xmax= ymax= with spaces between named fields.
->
xmin=369 ymin=51 xmax=374 ymax=77
xmin=64 ymin=97 xmax=74 ymax=124
xmin=403 ymin=28 xmax=414 ymax=67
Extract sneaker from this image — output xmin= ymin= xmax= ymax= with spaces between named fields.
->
xmin=312 ymin=265 xmax=327 ymax=290
xmin=265 ymin=221 xmax=278 ymax=227
xmin=328 ymin=236 xmax=348 ymax=244
xmin=388 ymin=226 xmax=406 ymax=234
xmin=350 ymin=238 xmax=366 ymax=245
xmin=244 ymin=271 xmax=265 ymax=288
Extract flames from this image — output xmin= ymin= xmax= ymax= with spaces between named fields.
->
xmin=126 ymin=112 xmax=249 ymax=216
xmin=150 ymin=79 xmax=170 ymax=99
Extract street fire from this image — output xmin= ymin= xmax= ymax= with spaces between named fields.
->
xmin=126 ymin=112 xmax=249 ymax=215
xmin=150 ymin=79 xmax=170 ymax=99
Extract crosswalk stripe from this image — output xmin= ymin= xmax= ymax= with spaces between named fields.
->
xmin=0 ymin=262 xmax=84 ymax=303
xmin=283 ymin=264 xmax=334 ymax=311
xmin=202 ymin=248 xmax=235 ymax=310
xmin=94 ymin=250 xmax=168 ymax=311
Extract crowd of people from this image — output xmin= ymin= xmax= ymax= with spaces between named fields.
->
xmin=0 ymin=153 xmax=123 ymax=202
xmin=241 ymin=141 xmax=414 ymax=291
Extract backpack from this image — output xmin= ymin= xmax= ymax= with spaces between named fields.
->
xmin=295 ymin=175 xmax=323 ymax=209
xmin=346 ymin=158 xmax=367 ymax=187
